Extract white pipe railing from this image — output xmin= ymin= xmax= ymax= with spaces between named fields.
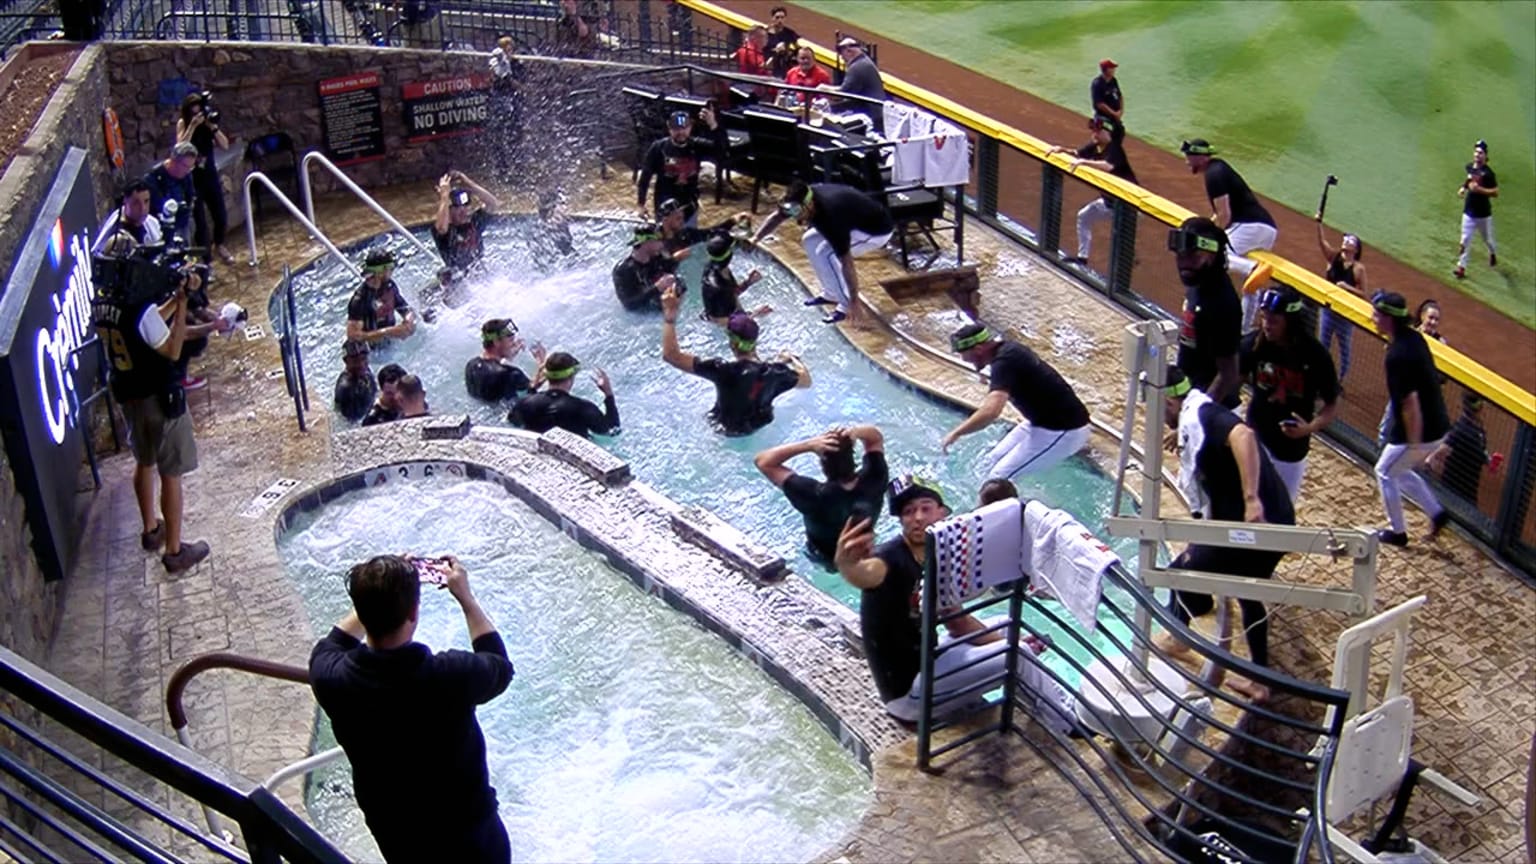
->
xmin=299 ymin=151 xmax=442 ymax=267
xmin=242 ymin=171 xmax=361 ymax=279
xmin=263 ymin=746 xmax=348 ymax=793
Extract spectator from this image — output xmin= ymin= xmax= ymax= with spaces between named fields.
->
xmin=977 ymin=478 xmax=1018 ymax=507
xmin=1046 ymin=115 xmax=1136 ymax=266
xmin=175 ymin=92 xmax=234 ymax=265
xmin=1170 ymin=217 xmax=1242 ymax=409
xmin=1454 ymin=139 xmax=1497 ymax=279
xmin=394 ymin=374 xmax=430 ymax=420
xmin=659 ymin=288 xmax=810 ymax=436
xmin=1238 ymin=287 xmax=1340 ymax=503
xmin=1181 ymin=138 xmax=1277 ymax=331
xmin=1429 ymin=392 xmax=1498 ymax=503
xmin=941 ymin=323 xmax=1092 ymax=480
xmin=335 ymin=340 xmax=378 ymax=423
xmin=91 ymin=265 xmax=210 ymax=573
xmin=755 ymin=425 xmax=887 ymax=570
xmin=143 ymin=142 xmax=199 ymax=243
xmin=1415 ymin=299 xmax=1446 ymax=344
xmin=1370 ymin=291 xmax=1451 ymax=547
xmin=749 ymin=180 xmax=894 ymax=327
xmin=700 ymin=233 xmax=770 ymax=325
xmin=1314 ymin=218 xmax=1366 ymax=380
xmin=612 ymin=223 xmax=680 ymax=312
xmin=1090 ymin=59 xmax=1124 ymax=140
xmin=764 ymin=6 xmax=800 ymax=78
xmin=465 ymin=318 xmax=543 ymax=403
xmin=1159 ymin=366 xmax=1294 ymax=703
xmin=508 ymin=352 xmax=619 ymax=438
xmin=309 ymin=554 xmax=514 ymax=864
xmin=394 ymin=0 xmax=443 ymax=49
xmin=433 ymin=171 xmax=500 ymax=273
xmin=93 ymin=181 xmax=163 ymax=254
xmin=553 ymin=0 xmax=597 ymax=58
xmin=783 ymin=46 xmax=832 ymax=104
xmin=636 ymin=105 xmax=723 ymax=226
xmin=362 ymin=363 xmax=408 ymax=427
xmin=735 ymin=24 xmax=771 ymax=78
xmin=834 ymin=37 xmax=885 ymax=133
xmin=347 ymin=250 xmax=418 ymax=344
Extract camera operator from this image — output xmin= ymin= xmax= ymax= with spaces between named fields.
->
xmin=143 ymin=142 xmax=199 ymax=248
xmin=93 ymin=181 xmax=162 ymax=253
xmin=176 ymin=92 xmax=235 ymax=266
xmin=91 ymin=258 xmax=212 ymax=574
xmin=309 ymin=554 xmax=514 ymax=863
xmin=347 ymin=250 xmax=418 ymax=343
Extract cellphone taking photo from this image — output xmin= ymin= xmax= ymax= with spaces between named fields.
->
xmin=409 ymin=556 xmax=452 ymax=586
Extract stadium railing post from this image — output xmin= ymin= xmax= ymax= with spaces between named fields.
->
xmin=1039 ymin=162 xmax=1063 ymax=258
xmin=1106 ymin=198 xmax=1137 ymax=298
xmin=1495 ymin=422 xmax=1536 ymax=566
xmin=976 ymin=137 xmax=999 ymax=220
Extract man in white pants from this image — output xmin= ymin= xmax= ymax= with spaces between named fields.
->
xmin=750 ymin=180 xmax=893 ymax=327
xmin=941 ymin=324 xmax=1092 ymax=480
xmin=1045 ymin=115 xmax=1137 ymax=267
xmin=1182 ymin=138 xmax=1277 ymax=330
xmin=1370 ymin=291 xmax=1451 ymax=547
xmin=1454 ymin=139 xmax=1498 ymax=279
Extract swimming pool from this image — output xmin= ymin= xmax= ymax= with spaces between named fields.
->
xmin=279 ymin=473 xmax=872 ymax=863
xmin=277 ymin=215 xmax=1150 ymax=674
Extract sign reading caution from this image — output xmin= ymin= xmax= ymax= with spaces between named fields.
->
xmin=401 ymin=74 xmax=491 ymax=144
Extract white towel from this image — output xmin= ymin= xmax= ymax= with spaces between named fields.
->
xmin=1022 ymin=500 xmax=1117 ymax=631
xmin=922 ymin=119 xmax=971 ymax=188
xmin=882 ymin=101 xmax=913 ymax=140
xmin=928 ymin=498 xmax=1025 ymax=609
xmin=1177 ymin=389 xmax=1214 ymax=518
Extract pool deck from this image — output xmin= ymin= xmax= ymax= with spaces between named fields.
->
xmin=39 ymin=169 xmax=1533 ymax=863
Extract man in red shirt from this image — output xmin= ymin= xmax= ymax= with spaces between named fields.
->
xmin=734 ymin=24 xmax=772 ymax=102
xmin=783 ymin=46 xmax=831 ymax=104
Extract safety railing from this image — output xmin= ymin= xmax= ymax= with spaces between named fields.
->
xmin=242 ymin=170 xmax=360 ymax=277
xmin=0 ymin=644 xmax=346 ymax=863
xmin=276 ymin=264 xmax=311 ymax=431
xmin=677 ymin=0 xmax=1536 ymax=577
xmin=300 ymin=150 xmax=443 ymax=267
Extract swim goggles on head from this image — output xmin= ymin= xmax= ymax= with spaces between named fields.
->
xmin=1370 ymin=291 xmax=1410 ymax=318
xmin=1179 ymin=140 xmax=1216 ymax=156
xmin=482 ymin=322 xmax=518 ymax=346
xmin=728 ymin=332 xmax=756 ymax=353
xmin=707 ymin=238 xmax=737 ymax=262
xmin=950 ymin=327 xmax=993 ymax=352
xmin=1166 ymin=228 xmax=1222 ymax=254
xmin=630 ymin=225 xmax=663 ymax=247
xmin=777 ymin=187 xmax=814 ymax=218
xmin=363 ymin=259 xmax=395 ymax=274
xmin=544 ymin=361 xmax=580 ymax=381
xmin=1258 ymin=289 xmax=1303 ymax=314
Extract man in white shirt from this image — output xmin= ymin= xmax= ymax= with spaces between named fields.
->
xmin=93 ymin=180 xmax=163 ymax=254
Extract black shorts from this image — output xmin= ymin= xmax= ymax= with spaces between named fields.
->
xmin=1174 ymin=544 xmax=1284 ymax=580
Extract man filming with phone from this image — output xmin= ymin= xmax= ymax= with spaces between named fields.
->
xmin=309 ymin=553 xmax=514 ymax=864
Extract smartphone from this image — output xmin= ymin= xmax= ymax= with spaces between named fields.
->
xmin=1279 ymin=419 xmax=1301 ymax=430
xmin=410 ymin=556 xmax=452 ymax=586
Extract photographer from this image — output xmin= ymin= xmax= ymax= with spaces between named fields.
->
xmin=176 ymin=92 xmax=235 ymax=266
xmin=93 ymin=181 xmax=162 ymax=253
xmin=143 ymin=142 xmax=199 ymax=247
xmin=91 ymin=261 xmax=211 ymax=574
xmin=309 ymin=554 xmax=514 ymax=863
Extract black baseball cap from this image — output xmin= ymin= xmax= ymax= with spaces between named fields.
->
xmin=449 ymin=189 xmax=472 ymax=207
xmin=667 ymin=110 xmax=692 ymax=129
xmin=888 ymin=474 xmax=946 ymax=515
xmin=1258 ymin=286 xmax=1303 ymax=314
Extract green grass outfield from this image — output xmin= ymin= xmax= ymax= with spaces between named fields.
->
xmin=796 ymin=0 xmax=1535 ymax=328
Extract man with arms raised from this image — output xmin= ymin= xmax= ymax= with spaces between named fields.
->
xmin=756 ymin=425 xmax=887 ymax=570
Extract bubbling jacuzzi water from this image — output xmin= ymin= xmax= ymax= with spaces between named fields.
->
xmin=279 ymin=475 xmax=873 ymax=863
xmin=276 ymin=215 xmax=1154 ymax=678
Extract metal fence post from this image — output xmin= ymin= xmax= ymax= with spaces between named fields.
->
xmin=1039 ymin=162 xmax=1063 ymax=257
xmin=976 ymin=137 xmax=999 ymax=220
xmin=1495 ymin=422 xmax=1535 ymax=564
xmin=1105 ymin=199 xmax=1137 ymax=297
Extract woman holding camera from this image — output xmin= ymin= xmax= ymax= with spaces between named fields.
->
xmin=176 ymin=93 xmax=235 ymax=266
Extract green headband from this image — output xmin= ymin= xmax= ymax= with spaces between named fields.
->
xmin=778 ymin=187 xmax=814 ymax=217
xmin=1372 ymin=297 xmax=1410 ymax=318
xmin=363 ymin=261 xmax=394 ymax=274
xmin=1167 ymin=377 xmax=1192 ymax=398
xmin=482 ymin=326 xmax=516 ymax=346
xmin=950 ymin=327 xmax=993 ymax=352
xmin=708 ymin=240 xmax=737 ymax=262
xmin=544 ymin=362 xmax=579 ymax=381
xmin=1182 ymin=141 xmax=1216 ymax=156
xmin=631 ymin=229 xmax=662 ymax=247
xmin=729 ymin=334 xmax=757 ymax=353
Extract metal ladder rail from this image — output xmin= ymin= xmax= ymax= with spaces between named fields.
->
xmin=298 ymin=151 xmax=443 ymax=268
xmin=242 ymin=171 xmax=361 ymax=278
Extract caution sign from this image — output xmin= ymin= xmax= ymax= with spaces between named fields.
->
xmin=318 ymin=72 xmax=386 ymax=166
xmin=401 ymin=74 xmax=491 ymax=143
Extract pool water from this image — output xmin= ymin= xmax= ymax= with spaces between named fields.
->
xmin=279 ymin=475 xmax=872 ymax=864
xmin=278 ymin=215 xmax=1150 ymax=680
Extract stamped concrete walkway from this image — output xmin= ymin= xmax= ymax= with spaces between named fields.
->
xmin=36 ymin=167 xmax=1533 ymax=862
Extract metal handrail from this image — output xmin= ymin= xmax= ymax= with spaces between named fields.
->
xmin=263 ymin=747 xmax=346 ymax=793
xmin=241 ymin=170 xmax=360 ymax=278
xmin=299 ymin=151 xmax=442 ymax=267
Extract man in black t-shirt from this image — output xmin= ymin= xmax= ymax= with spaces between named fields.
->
xmin=1181 ymin=138 xmax=1277 ymax=330
xmin=636 ymin=106 xmax=724 ymax=227
xmin=612 ymin=223 xmax=681 ymax=312
xmin=660 ymin=287 xmax=810 ymax=436
xmin=334 ymin=340 xmax=377 ymax=423
xmin=1162 ymin=366 xmax=1294 ymax=703
xmin=432 ymin=171 xmax=499 ymax=273
xmin=143 ymin=142 xmax=198 ymax=242
xmin=657 ymin=197 xmax=751 ymax=260
xmin=361 ymin=363 xmax=408 ymax=427
xmin=465 ymin=318 xmax=542 ymax=404
xmin=1239 ymin=287 xmax=1339 ymax=504
xmin=1046 ymin=115 xmax=1137 ymax=265
xmin=1370 ymin=291 xmax=1450 ymax=547
xmin=1169 ymin=217 xmax=1242 ymax=409
xmin=347 ymin=250 xmax=418 ymax=344
xmin=755 ymin=425 xmax=888 ymax=567
xmin=1090 ymin=59 xmax=1124 ymax=140
xmin=750 ymin=180 xmax=894 ymax=326
xmin=942 ymin=323 xmax=1091 ymax=480
xmin=508 ymin=352 xmax=619 ymax=439
xmin=832 ymin=476 xmax=1011 ymax=723
xmin=309 ymin=554 xmax=514 ymax=863
xmin=700 ymin=233 xmax=770 ymax=324
xmin=1454 ymin=139 xmax=1498 ymax=279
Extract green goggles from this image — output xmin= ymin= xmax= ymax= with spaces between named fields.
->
xmin=544 ymin=362 xmax=580 ymax=381
xmin=1167 ymin=229 xmax=1222 ymax=254
xmin=777 ymin=187 xmax=814 ymax=218
xmin=482 ymin=325 xmax=518 ymax=346
xmin=728 ymin=333 xmax=757 ymax=353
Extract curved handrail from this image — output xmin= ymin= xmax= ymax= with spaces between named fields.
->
xmin=166 ymin=652 xmax=310 ymax=732
xmin=241 ymin=170 xmax=361 ymax=279
xmin=263 ymin=747 xmax=346 ymax=793
xmin=298 ymin=151 xmax=443 ymax=267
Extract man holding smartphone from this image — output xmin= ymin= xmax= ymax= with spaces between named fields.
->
xmin=309 ymin=554 xmax=514 ymax=863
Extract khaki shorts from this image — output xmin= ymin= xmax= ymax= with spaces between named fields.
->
xmin=122 ymin=397 xmax=198 ymax=477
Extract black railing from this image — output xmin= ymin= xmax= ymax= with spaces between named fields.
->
xmin=0 ymin=645 xmax=346 ymax=863
xmin=276 ymin=264 xmax=311 ymax=431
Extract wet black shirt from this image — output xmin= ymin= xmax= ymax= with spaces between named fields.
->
xmin=783 ymin=451 xmax=889 ymax=563
xmin=464 ymin=356 xmax=532 ymax=402
xmin=1190 ymin=402 xmax=1295 ymax=526
xmin=346 ymin=279 xmax=411 ymax=334
xmin=810 ymin=183 xmax=895 ymax=256
xmin=334 ymin=371 xmax=377 ymax=422
xmin=612 ymin=254 xmax=680 ymax=311
xmin=690 ymin=356 xmax=801 ymax=436
xmin=1178 ymin=268 xmax=1242 ymax=409
xmin=1384 ymin=328 xmax=1450 ymax=445
xmin=309 ymin=628 xmax=514 ymax=835
xmin=509 ymin=388 xmax=619 ymax=438
xmin=1203 ymin=158 xmax=1274 ymax=226
xmin=1239 ymin=331 xmax=1339 ymax=463
xmin=433 ymin=210 xmax=490 ymax=272
xmin=360 ymin=401 xmax=400 ymax=427
xmin=1076 ymin=138 xmax=1136 ymax=204
xmin=1463 ymin=163 xmax=1497 ymax=218
xmin=1090 ymin=74 xmax=1122 ymax=116
xmin=988 ymin=340 xmax=1090 ymax=430
xmin=701 ymin=264 xmax=743 ymax=319
xmin=637 ymin=129 xmax=726 ymax=217
xmin=862 ymin=538 xmax=924 ymax=702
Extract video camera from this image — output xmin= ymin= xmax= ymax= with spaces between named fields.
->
xmin=196 ymin=90 xmax=221 ymax=126
xmin=92 ymin=236 xmax=210 ymax=310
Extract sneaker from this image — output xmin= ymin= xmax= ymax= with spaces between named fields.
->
xmin=216 ymin=246 xmax=236 ymax=266
xmin=162 ymin=540 xmax=210 ymax=574
xmin=802 ymin=296 xmax=835 ymax=307
xmin=181 ymin=375 xmax=208 ymax=391
xmin=1426 ymin=510 xmax=1451 ymax=540
xmin=821 ymin=309 xmax=847 ymax=325
xmin=1376 ymin=529 xmax=1409 ymax=548
xmin=1489 ymin=253 xmax=1497 ymax=267
xmin=1453 ymin=266 xmax=1466 ymax=279
xmin=140 ymin=519 xmax=165 ymax=551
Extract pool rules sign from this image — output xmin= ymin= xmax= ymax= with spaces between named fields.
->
xmin=402 ymin=74 xmax=491 ymax=143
